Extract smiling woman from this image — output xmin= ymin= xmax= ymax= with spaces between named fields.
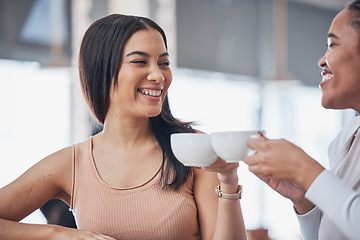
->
xmin=110 ymin=28 xmax=172 ymax=119
xmin=243 ymin=1 xmax=360 ymax=239
xmin=0 ymin=14 xmax=247 ymax=240
xmin=318 ymin=8 xmax=360 ymax=112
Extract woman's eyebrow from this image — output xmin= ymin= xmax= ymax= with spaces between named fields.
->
xmin=328 ymin=33 xmax=339 ymax=39
xmin=160 ymin=52 xmax=169 ymax=57
xmin=125 ymin=51 xmax=169 ymax=58
xmin=125 ymin=51 xmax=150 ymax=57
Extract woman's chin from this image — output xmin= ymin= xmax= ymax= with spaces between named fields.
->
xmin=144 ymin=109 xmax=162 ymax=118
xmin=321 ymin=100 xmax=333 ymax=110
xmin=321 ymin=98 xmax=343 ymax=110
xmin=321 ymin=93 xmax=333 ymax=109
xmin=321 ymin=100 xmax=330 ymax=109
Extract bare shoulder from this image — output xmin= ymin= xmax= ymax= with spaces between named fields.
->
xmin=44 ymin=146 xmax=73 ymax=192
xmin=10 ymin=146 xmax=73 ymax=193
xmin=46 ymin=146 xmax=73 ymax=172
xmin=0 ymin=146 xmax=73 ymax=221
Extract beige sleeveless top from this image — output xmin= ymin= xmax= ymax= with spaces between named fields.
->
xmin=70 ymin=137 xmax=201 ymax=240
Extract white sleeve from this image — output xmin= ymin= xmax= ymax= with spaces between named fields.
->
xmin=296 ymin=206 xmax=322 ymax=240
xmin=305 ymin=170 xmax=360 ymax=240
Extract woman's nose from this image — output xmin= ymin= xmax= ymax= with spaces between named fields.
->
xmin=318 ymin=53 xmax=326 ymax=68
xmin=147 ymin=67 xmax=165 ymax=83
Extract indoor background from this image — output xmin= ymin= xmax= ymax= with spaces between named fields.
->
xmin=0 ymin=0 xmax=356 ymax=239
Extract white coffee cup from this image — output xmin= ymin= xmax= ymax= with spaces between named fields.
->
xmin=210 ymin=130 xmax=264 ymax=163
xmin=170 ymin=133 xmax=218 ymax=167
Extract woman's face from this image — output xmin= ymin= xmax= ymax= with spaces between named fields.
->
xmin=109 ymin=28 xmax=172 ymax=119
xmin=318 ymin=9 xmax=360 ymax=112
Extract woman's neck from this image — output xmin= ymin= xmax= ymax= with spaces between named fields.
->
xmin=99 ymin=115 xmax=154 ymax=149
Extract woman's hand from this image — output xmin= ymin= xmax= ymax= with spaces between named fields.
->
xmin=243 ymin=134 xmax=324 ymax=213
xmin=243 ymin=134 xmax=324 ymax=191
xmin=201 ymin=158 xmax=239 ymax=185
xmin=261 ymin=177 xmax=316 ymax=214
xmin=259 ymin=176 xmax=307 ymax=203
xmin=196 ymin=158 xmax=246 ymax=240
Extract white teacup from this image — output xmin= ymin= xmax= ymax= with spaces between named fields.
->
xmin=170 ymin=133 xmax=218 ymax=167
xmin=210 ymin=130 xmax=264 ymax=163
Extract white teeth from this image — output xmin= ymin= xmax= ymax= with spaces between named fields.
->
xmin=322 ymin=74 xmax=332 ymax=82
xmin=140 ymin=89 xmax=161 ymax=96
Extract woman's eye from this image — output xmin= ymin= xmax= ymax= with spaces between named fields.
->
xmin=131 ymin=60 xmax=147 ymax=64
xmin=160 ymin=61 xmax=170 ymax=67
xmin=326 ymin=38 xmax=335 ymax=49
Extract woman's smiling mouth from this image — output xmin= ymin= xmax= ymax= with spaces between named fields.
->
xmin=138 ymin=88 xmax=162 ymax=97
xmin=320 ymin=70 xmax=333 ymax=89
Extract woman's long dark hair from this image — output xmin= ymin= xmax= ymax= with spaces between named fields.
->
xmin=79 ymin=14 xmax=194 ymax=190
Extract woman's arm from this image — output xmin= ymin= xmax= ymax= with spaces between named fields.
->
xmin=0 ymin=147 xmax=72 ymax=239
xmin=304 ymin=170 xmax=360 ymax=240
xmin=0 ymin=147 xmax=116 ymax=240
xmin=244 ymin=136 xmax=324 ymax=211
xmin=244 ymin=135 xmax=360 ymax=239
xmin=194 ymin=158 xmax=247 ymax=240
xmin=296 ymin=205 xmax=322 ymax=240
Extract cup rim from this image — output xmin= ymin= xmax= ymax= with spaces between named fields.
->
xmin=211 ymin=130 xmax=265 ymax=134
xmin=171 ymin=132 xmax=209 ymax=136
